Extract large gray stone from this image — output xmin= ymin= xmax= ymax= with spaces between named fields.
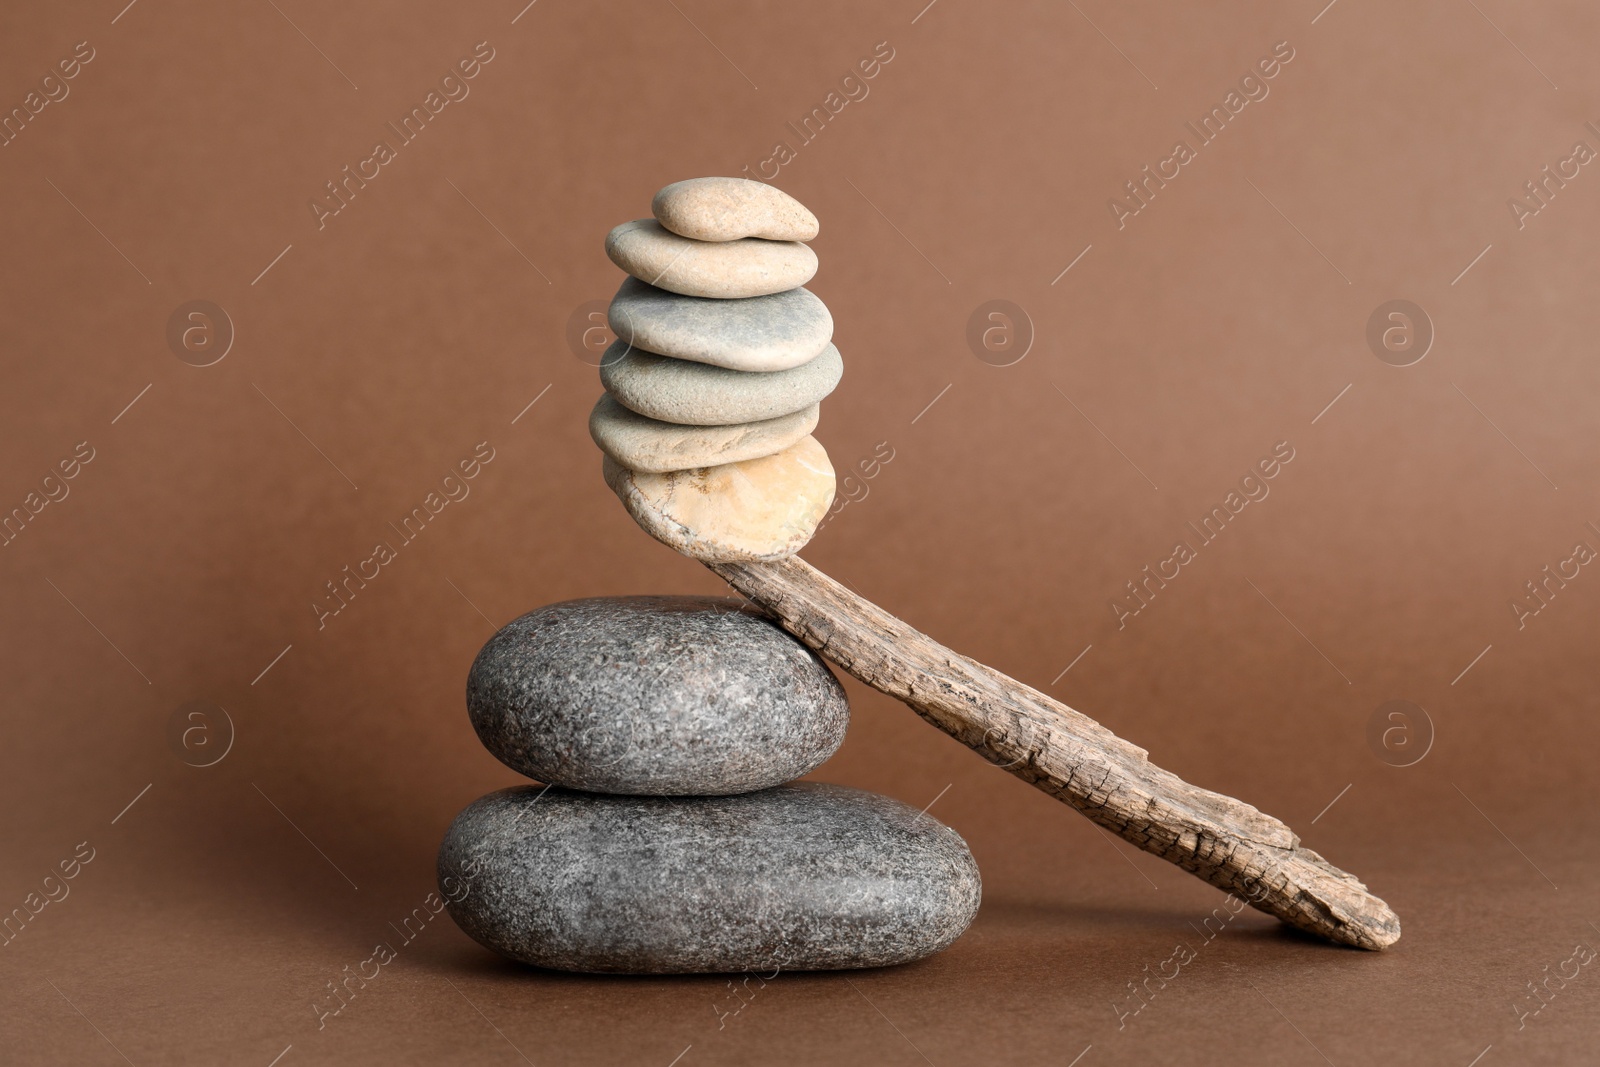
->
xmin=608 ymin=277 xmax=832 ymax=372
xmin=467 ymin=596 xmax=848 ymax=794
xmin=437 ymin=782 xmax=981 ymax=973
xmin=600 ymin=342 xmax=843 ymax=426
xmin=588 ymin=392 xmax=818 ymax=473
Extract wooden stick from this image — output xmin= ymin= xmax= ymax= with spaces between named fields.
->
xmin=706 ymin=555 xmax=1401 ymax=951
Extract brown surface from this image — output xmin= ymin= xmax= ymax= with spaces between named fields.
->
xmin=2 ymin=1 xmax=1597 ymax=1063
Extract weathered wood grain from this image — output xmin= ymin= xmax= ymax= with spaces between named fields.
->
xmin=707 ymin=555 xmax=1400 ymax=951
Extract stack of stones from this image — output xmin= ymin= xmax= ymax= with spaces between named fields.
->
xmin=438 ymin=596 xmax=981 ymax=973
xmin=436 ymin=178 xmax=980 ymax=974
xmin=591 ymin=177 xmax=840 ymax=562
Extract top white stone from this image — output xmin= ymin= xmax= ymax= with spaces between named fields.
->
xmin=653 ymin=177 xmax=819 ymax=243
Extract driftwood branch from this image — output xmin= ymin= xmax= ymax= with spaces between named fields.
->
xmin=707 ymin=555 xmax=1400 ymax=951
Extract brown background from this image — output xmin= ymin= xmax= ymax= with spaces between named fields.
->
xmin=2 ymin=0 xmax=1598 ymax=1063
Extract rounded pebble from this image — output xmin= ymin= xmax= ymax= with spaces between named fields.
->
xmin=605 ymin=219 xmax=817 ymax=299
xmin=589 ymin=392 xmax=818 ymax=473
xmin=603 ymin=435 xmax=835 ymax=562
xmin=600 ymin=342 xmax=843 ymax=426
xmin=608 ymin=277 xmax=832 ymax=373
xmin=652 ymin=176 xmax=819 ymax=243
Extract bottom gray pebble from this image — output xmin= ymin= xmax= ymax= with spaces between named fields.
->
xmin=437 ymin=782 xmax=981 ymax=974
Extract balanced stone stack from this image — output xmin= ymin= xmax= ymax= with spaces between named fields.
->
xmin=437 ymin=178 xmax=979 ymax=974
xmin=438 ymin=596 xmax=981 ymax=973
xmin=593 ymin=177 xmax=840 ymax=562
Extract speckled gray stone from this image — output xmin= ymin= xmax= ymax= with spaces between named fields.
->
xmin=600 ymin=342 xmax=843 ymax=426
xmin=467 ymin=596 xmax=848 ymax=794
xmin=588 ymin=392 xmax=819 ymax=473
xmin=437 ymin=782 xmax=981 ymax=973
xmin=608 ymin=276 xmax=833 ymax=372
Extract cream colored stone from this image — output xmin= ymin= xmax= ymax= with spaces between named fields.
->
xmin=653 ymin=177 xmax=819 ymax=243
xmin=602 ymin=436 xmax=835 ymax=562
xmin=605 ymin=219 xmax=816 ymax=299
xmin=589 ymin=393 xmax=818 ymax=474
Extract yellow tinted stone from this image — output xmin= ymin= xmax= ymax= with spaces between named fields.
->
xmin=602 ymin=436 xmax=835 ymax=562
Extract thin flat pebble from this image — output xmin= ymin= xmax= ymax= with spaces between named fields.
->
xmin=588 ymin=393 xmax=818 ymax=474
xmin=608 ymin=277 xmax=832 ymax=373
xmin=438 ymin=782 xmax=981 ymax=973
xmin=466 ymin=596 xmax=848 ymax=795
xmin=603 ymin=435 xmax=835 ymax=562
xmin=600 ymin=342 xmax=842 ymax=426
xmin=605 ymin=219 xmax=816 ymax=299
xmin=652 ymin=176 xmax=819 ymax=243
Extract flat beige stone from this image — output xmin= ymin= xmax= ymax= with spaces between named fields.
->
xmin=603 ymin=436 xmax=835 ymax=562
xmin=589 ymin=393 xmax=818 ymax=473
xmin=653 ymin=177 xmax=819 ymax=243
xmin=605 ymin=219 xmax=817 ymax=299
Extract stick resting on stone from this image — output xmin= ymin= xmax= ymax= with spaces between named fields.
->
xmin=705 ymin=555 xmax=1401 ymax=951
